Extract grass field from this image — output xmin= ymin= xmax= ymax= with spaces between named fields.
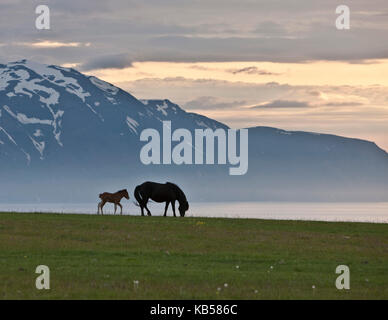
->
xmin=0 ymin=212 xmax=387 ymax=299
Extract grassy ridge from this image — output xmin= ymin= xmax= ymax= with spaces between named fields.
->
xmin=0 ymin=212 xmax=387 ymax=299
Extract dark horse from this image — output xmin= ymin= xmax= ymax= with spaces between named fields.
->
xmin=134 ymin=181 xmax=189 ymax=217
xmin=98 ymin=189 xmax=130 ymax=215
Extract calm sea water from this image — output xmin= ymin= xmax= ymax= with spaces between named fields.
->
xmin=0 ymin=202 xmax=387 ymax=223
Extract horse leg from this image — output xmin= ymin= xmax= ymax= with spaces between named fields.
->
xmin=114 ymin=203 xmax=117 ymax=215
xmin=140 ymin=205 xmax=145 ymax=216
xmin=145 ymin=205 xmax=152 ymax=216
xmin=163 ymin=201 xmax=170 ymax=217
xmin=118 ymin=203 xmax=123 ymax=215
xmin=101 ymin=201 xmax=106 ymax=215
xmin=97 ymin=201 xmax=102 ymax=214
xmin=143 ymin=198 xmax=151 ymax=216
xmin=171 ymin=201 xmax=176 ymax=217
xmin=144 ymin=201 xmax=152 ymax=216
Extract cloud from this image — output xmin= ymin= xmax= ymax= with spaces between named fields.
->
xmin=321 ymin=102 xmax=365 ymax=107
xmin=1 ymin=1 xmax=388 ymax=65
xmin=253 ymin=21 xmax=287 ymax=36
xmin=17 ymin=41 xmax=88 ymax=48
xmin=119 ymin=76 xmax=388 ymax=112
xmin=188 ymin=65 xmax=217 ymax=71
xmin=187 ymin=65 xmax=280 ymax=75
xmin=252 ymin=100 xmax=311 ymax=109
xmin=0 ymin=0 xmax=388 ymax=65
xmin=227 ymin=66 xmax=280 ymax=75
xmin=183 ymin=96 xmax=247 ymax=110
xmin=80 ymin=54 xmax=134 ymax=71
xmin=147 ymin=28 xmax=388 ymax=63
xmin=307 ymin=90 xmax=321 ymax=97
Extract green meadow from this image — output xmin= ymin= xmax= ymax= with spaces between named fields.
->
xmin=0 ymin=212 xmax=387 ymax=299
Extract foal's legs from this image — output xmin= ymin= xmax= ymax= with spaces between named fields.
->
xmin=100 ymin=201 xmax=106 ymax=215
xmin=114 ymin=204 xmax=117 ymax=215
xmin=171 ymin=201 xmax=176 ymax=217
xmin=118 ymin=203 xmax=123 ymax=215
xmin=97 ymin=201 xmax=106 ymax=214
xmin=163 ymin=201 xmax=170 ymax=217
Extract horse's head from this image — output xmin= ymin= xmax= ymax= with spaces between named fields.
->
xmin=122 ymin=189 xmax=130 ymax=200
xmin=178 ymin=201 xmax=189 ymax=217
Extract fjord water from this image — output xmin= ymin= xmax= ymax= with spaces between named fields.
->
xmin=0 ymin=202 xmax=387 ymax=223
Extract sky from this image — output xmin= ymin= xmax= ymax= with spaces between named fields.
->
xmin=1 ymin=0 xmax=388 ymax=151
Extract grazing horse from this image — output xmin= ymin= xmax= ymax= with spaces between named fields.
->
xmin=97 ymin=189 xmax=130 ymax=215
xmin=134 ymin=181 xmax=189 ymax=217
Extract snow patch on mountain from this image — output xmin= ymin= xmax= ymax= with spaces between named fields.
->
xmin=33 ymin=129 xmax=43 ymax=137
xmin=156 ymin=101 xmax=169 ymax=116
xmin=107 ymin=97 xmax=117 ymax=104
xmin=6 ymin=60 xmax=91 ymax=102
xmin=196 ymin=120 xmax=208 ymax=128
xmin=29 ymin=135 xmax=45 ymax=159
xmin=126 ymin=116 xmax=139 ymax=134
xmin=21 ymin=149 xmax=31 ymax=165
xmin=89 ymin=76 xmax=119 ymax=95
xmin=0 ymin=126 xmax=17 ymax=145
xmin=3 ymin=105 xmax=52 ymax=125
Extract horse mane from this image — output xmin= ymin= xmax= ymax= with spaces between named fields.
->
xmin=118 ymin=189 xmax=128 ymax=194
xmin=166 ymin=182 xmax=187 ymax=202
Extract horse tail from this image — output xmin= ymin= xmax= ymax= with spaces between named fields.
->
xmin=134 ymin=185 xmax=143 ymax=206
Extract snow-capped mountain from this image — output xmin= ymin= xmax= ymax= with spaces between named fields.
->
xmin=0 ymin=60 xmax=226 ymax=168
xmin=1 ymin=59 xmax=387 ymax=202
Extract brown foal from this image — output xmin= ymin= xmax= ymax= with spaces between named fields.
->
xmin=97 ymin=189 xmax=130 ymax=215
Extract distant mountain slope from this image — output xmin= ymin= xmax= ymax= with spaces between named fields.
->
xmin=236 ymin=127 xmax=388 ymax=201
xmin=0 ymin=60 xmax=387 ymax=202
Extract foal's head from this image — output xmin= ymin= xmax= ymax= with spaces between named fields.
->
xmin=120 ymin=189 xmax=130 ymax=200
